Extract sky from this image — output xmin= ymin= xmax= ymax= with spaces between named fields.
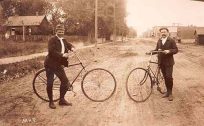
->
xmin=126 ymin=0 xmax=204 ymax=35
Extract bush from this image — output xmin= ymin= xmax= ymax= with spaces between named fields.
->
xmin=0 ymin=57 xmax=45 ymax=83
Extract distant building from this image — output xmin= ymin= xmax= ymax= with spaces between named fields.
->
xmin=4 ymin=15 xmax=51 ymax=36
xmin=152 ymin=26 xmax=178 ymax=39
xmin=152 ymin=25 xmax=197 ymax=42
xmin=177 ymin=26 xmax=196 ymax=39
xmin=194 ymin=27 xmax=204 ymax=44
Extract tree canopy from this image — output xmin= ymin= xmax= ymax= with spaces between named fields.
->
xmin=0 ymin=0 xmax=50 ymax=18
xmin=58 ymin=0 xmax=128 ymax=39
xmin=0 ymin=0 xmax=129 ymax=39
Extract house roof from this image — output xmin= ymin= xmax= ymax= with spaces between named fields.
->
xmin=153 ymin=26 xmax=178 ymax=33
xmin=194 ymin=28 xmax=204 ymax=35
xmin=5 ymin=15 xmax=47 ymax=26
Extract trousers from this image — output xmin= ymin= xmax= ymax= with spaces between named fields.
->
xmin=45 ymin=66 xmax=71 ymax=102
xmin=160 ymin=65 xmax=174 ymax=94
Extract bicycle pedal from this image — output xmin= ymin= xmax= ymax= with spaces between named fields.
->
xmin=152 ymin=81 xmax=156 ymax=85
xmin=72 ymin=91 xmax=77 ymax=97
xmin=67 ymin=85 xmax=73 ymax=91
xmin=157 ymin=87 xmax=161 ymax=91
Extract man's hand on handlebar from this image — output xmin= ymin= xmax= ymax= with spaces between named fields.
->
xmin=158 ymin=49 xmax=170 ymax=54
xmin=71 ymin=47 xmax=76 ymax=52
xmin=63 ymin=53 xmax=69 ymax=58
xmin=145 ymin=52 xmax=151 ymax=55
xmin=146 ymin=49 xmax=170 ymax=55
xmin=163 ymin=50 xmax=170 ymax=54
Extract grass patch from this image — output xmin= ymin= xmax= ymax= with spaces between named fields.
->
xmin=119 ymin=51 xmax=138 ymax=58
xmin=121 ymin=52 xmax=138 ymax=57
xmin=0 ymin=41 xmax=47 ymax=58
xmin=0 ymin=57 xmax=45 ymax=83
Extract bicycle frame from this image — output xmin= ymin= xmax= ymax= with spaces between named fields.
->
xmin=65 ymin=52 xmax=87 ymax=86
xmin=67 ymin=62 xmax=85 ymax=85
xmin=144 ymin=51 xmax=164 ymax=86
xmin=53 ymin=52 xmax=87 ymax=88
xmin=146 ymin=63 xmax=160 ymax=85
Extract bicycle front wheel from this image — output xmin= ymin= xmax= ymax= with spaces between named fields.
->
xmin=32 ymin=68 xmax=60 ymax=102
xmin=126 ymin=68 xmax=152 ymax=102
xmin=81 ymin=68 xmax=117 ymax=102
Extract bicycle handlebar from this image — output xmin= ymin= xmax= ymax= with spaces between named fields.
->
xmin=146 ymin=50 xmax=164 ymax=66
xmin=150 ymin=50 xmax=165 ymax=53
xmin=71 ymin=51 xmax=86 ymax=69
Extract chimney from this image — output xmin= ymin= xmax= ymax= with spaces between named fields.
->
xmin=36 ymin=12 xmax=39 ymax=16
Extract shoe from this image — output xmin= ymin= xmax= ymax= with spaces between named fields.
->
xmin=168 ymin=94 xmax=173 ymax=101
xmin=49 ymin=102 xmax=56 ymax=109
xmin=162 ymin=92 xmax=169 ymax=98
xmin=59 ymin=98 xmax=72 ymax=106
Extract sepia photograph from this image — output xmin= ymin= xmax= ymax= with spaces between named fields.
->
xmin=0 ymin=0 xmax=204 ymax=125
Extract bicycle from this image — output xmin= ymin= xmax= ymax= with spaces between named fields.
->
xmin=32 ymin=51 xmax=117 ymax=102
xmin=126 ymin=51 xmax=166 ymax=102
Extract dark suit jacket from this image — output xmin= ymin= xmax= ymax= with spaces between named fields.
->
xmin=44 ymin=36 xmax=73 ymax=68
xmin=154 ymin=37 xmax=178 ymax=66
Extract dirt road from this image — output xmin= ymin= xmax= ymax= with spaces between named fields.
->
xmin=0 ymin=38 xmax=204 ymax=126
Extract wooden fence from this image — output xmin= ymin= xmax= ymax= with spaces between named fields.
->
xmin=0 ymin=35 xmax=51 ymax=42
xmin=0 ymin=34 xmax=89 ymax=43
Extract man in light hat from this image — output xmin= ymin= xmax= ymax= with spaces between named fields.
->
xmin=44 ymin=24 xmax=75 ymax=109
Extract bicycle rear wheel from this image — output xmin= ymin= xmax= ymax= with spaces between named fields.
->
xmin=32 ymin=68 xmax=60 ymax=102
xmin=81 ymin=68 xmax=117 ymax=102
xmin=126 ymin=68 xmax=152 ymax=102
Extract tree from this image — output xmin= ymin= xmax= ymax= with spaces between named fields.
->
xmin=1 ymin=0 xmax=128 ymax=39
xmin=58 ymin=0 xmax=95 ymax=41
xmin=0 ymin=3 xmax=3 ymax=24
xmin=127 ymin=27 xmax=137 ymax=38
xmin=60 ymin=0 xmax=127 ymax=40
xmin=0 ymin=0 xmax=16 ymax=18
xmin=17 ymin=0 xmax=49 ymax=16
xmin=0 ymin=4 xmax=5 ymax=34
xmin=44 ymin=2 xmax=65 ymax=34
xmin=0 ymin=0 xmax=55 ymax=34
xmin=0 ymin=0 xmax=51 ymax=18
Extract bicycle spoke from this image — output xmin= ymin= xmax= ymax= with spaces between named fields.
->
xmin=35 ymin=81 xmax=46 ymax=85
xmin=38 ymin=75 xmax=47 ymax=84
xmin=126 ymin=68 xmax=152 ymax=102
xmin=139 ymin=88 xmax=144 ymax=101
xmin=82 ymin=68 xmax=116 ymax=102
xmin=33 ymin=69 xmax=60 ymax=102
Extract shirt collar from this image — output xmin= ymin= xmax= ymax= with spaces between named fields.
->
xmin=161 ymin=37 xmax=167 ymax=40
xmin=56 ymin=34 xmax=64 ymax=40
xmin=160 ymin=37 xmax=169 ymax=42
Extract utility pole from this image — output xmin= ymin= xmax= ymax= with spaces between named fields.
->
xmin=22 ymin=21 xmax=25 ymax=41
xmin=95 ymin=0 xmax=98 ymax=47
xmin=113 ymin=0 xmax=116 ymax=43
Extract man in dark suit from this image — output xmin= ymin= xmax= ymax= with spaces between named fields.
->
xmin=149 ymin=27 xmax=178 ymax=101
xmin=44 ymin=24 xmax=75 ymax=109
